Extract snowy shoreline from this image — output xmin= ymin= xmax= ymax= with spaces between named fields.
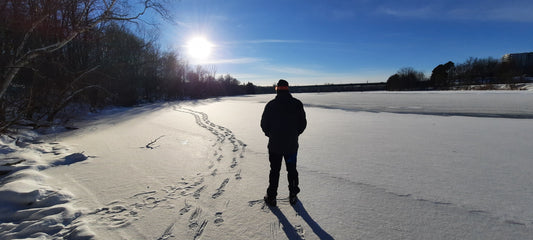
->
xmin=0 ymin=131 xmax=94 ymax=239
xmin=1 ymin=91 xmax=533 ymax=239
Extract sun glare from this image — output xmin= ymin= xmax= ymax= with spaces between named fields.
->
xmin=186 ymin=37 xmax=213 ymax=61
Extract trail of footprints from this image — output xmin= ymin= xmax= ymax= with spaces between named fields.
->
xmin=90 ymin=106 xmax=247 ymax=239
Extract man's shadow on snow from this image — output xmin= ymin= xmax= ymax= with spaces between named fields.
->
xmin=268 ymin=200 xmax=334 ymax=240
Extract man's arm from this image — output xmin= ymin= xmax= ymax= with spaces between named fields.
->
xmin=261 ymin=103 xmax=271 ymax=137
xmin=298 ymin=102 xmax=307 ymax=135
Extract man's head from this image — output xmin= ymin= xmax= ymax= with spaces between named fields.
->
xmin=276 ymin=79 xmax=289 ymax=92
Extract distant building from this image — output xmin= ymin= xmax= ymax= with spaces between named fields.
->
xmin=502 ymin=52 xmax=533 ymax=68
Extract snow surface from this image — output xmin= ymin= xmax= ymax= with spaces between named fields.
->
xmin=1 ymin=91 xmax=533 ymax=239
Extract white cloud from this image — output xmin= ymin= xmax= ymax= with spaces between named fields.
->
xmin=201 ymin=57 xmax=264 ymax=65
xmin=262 ymin=65 xmax=323 ymax=76
xmin=249 ymin=39 xmax=303 ymax=44
xmin=449 ymin=5 xmax=533 ymax=22
xmin=377 ymin=1 xmax=533 ymax=22
xmin=223 ymin=39 xmax=304 ymax=45
xmin=378 ymin=6 xmax=434 ymax=18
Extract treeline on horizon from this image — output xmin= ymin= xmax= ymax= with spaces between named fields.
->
xmin=245 ymin=54 xmax=533 ymax=94
xmin=386 ymin=56 xmax=533 ymax=91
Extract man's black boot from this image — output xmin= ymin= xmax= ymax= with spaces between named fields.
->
xmin=289 ymin=193 xmax=298 ymax=205
xmin=264 ymin=195 xmax=277 ymax=207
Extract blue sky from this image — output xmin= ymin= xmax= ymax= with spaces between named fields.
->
xmin=148 ymin=0 xmax=533 ymax=86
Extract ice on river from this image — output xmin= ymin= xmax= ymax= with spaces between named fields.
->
xmin=1 ymin=90 xmax=532 ymax=239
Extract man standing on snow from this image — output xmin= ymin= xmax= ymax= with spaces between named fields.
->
xmin=261 ymin=79 xmax=307 ymax=206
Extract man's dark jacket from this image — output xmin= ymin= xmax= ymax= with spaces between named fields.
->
xmin=261 ymin=92 xmax=307 ymax=154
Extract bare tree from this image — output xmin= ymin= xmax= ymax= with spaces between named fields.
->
xmin=0 ymin=0 xmax=168 ymax=98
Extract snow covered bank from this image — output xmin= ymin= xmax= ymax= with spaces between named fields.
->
xmin=450 ymin=83 xmax=533 ymax=91
xmin=2 ymin=91 xmax=533 ymax=239
xmin=0 ymin=132 xmax=94 ymax=239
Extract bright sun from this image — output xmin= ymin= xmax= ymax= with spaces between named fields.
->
xmin=186 ymin=37 xmax=213 ymax=61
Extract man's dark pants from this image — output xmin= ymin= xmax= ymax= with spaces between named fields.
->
xmin=267 ymin=151 xmax=300 ymax=198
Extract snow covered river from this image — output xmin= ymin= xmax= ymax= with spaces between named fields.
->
xmin=1 ymin=90 xmax=532 ymax=239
